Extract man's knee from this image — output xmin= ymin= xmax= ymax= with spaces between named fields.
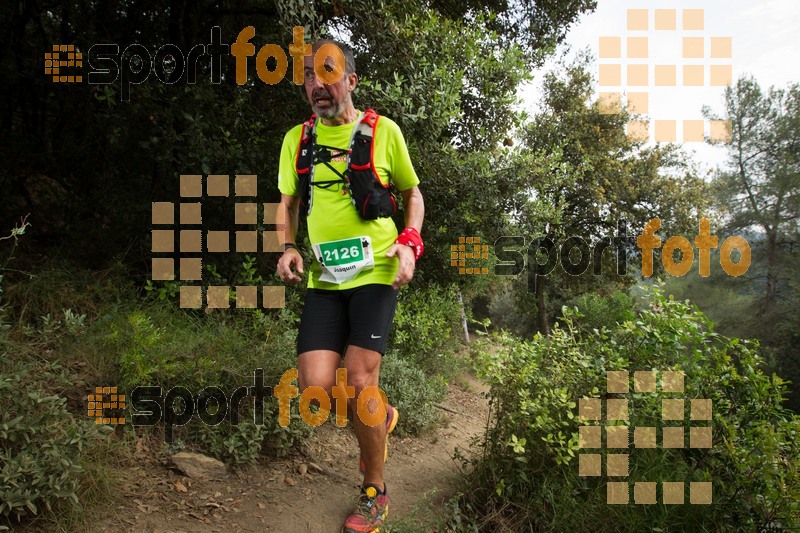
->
xmin=298 ymin=370 xmax=336 ymax=393
xmin=298 ymin=350 xmax=340 ymax=389
xmin=343 ymin=348 xmax=381 ymax=385
xmin=297 ymin=374 xmax=336 ymax=410
xmin=345 ymin=369 xmax=377 ymax=393
xmin=298 ymin=351 xmax=341 ymax=409
xmin=345 ymin=371 xmax=388 ymax=426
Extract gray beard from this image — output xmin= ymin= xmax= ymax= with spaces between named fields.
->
xmin=312 ymin=97 xmax=349 ymax=120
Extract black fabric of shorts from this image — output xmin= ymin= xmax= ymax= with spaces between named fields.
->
xmin=297 ymin=283 xmax=399 ymax=356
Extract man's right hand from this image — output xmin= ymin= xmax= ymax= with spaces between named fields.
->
xmin=278 ymin=248 xmax=305 ymax=283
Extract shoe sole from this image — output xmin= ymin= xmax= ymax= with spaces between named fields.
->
xmin=341 ymin=507 xmax=389 ymax=533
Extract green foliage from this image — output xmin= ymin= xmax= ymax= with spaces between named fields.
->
xmin=383 ymin=491 xmax=479 ymax=533
xmin=191 ymin=417 xmax=266 ymax=466
xmin=100 ymin=300 xmax=309 ymax=464
xmin=4 ymin=266 xmax=132 ymax=331
xmin=39 ymin=309 xmax=87 ymax=337
xmin=566 ymin=290 xmax=635 ymax=333
xmin=702 ymin=75 xmax=800 ymax=411
xmin=1 ymin=0 xmax=598 ymax=298
xmin=512 ymin=54 xmax=710 ymax=333
xmin=705 ymin=76 xmax=799 ymax=238
xmin=0 ymin=275 xmax=8 ymax=344
xmin=143 ymin=279 xmax=180 ymax=301
xmin=485 ymin=277 xmax=537 ymax=337
xmin=0 ymin=219 xmax=31 ymax=340
xmin=380 ymin=356 xmax=447 ymax=436
xmin=380 ymin=283 xmax=464 ymax=435
xmin=465 ymin=287 xmax=799 ymax=531
xmin=188 ymin=384 xmax=313 ymax=464
xmin=389 ymin=283 xmax=464 ymax=379
xmin=0 ymin=362 xmax=105 ymax=522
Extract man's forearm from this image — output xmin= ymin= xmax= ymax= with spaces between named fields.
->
xmin=280 ymin=194 xmax=300 ymax=245
xmin=400 ymin=187 xmax=424 ymax=233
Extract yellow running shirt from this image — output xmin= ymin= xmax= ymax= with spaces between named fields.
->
xmin=278 ymin=112 xmax=419 ymax=290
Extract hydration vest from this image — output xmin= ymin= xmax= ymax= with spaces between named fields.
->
xmin=295 ymin=109 xmax=397 ymax=220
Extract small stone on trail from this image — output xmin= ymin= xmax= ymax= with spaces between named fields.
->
xmin=170 ymin=452 xmax=227 ymax=480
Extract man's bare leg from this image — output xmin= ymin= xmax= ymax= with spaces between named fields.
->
xmin=343 ymin=345 xmax=386 ymax=488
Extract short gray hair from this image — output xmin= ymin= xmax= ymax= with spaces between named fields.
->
xmin=312 ymin=39 xmax=356 ymax=75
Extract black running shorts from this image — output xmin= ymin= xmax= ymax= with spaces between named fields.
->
xmin=297 ymin=284 xmax=399 ymax=356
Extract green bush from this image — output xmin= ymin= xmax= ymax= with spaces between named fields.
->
xmin=390 ymin=283 xmax=464 ymax=379
xmin=381 ymin=283 xmax=465 ymax=435
xmin=566 ymin=290 xmax=635 ymax=332
xmin=465 ymin=287 xmax=799 ymax=531
xmin=87 ymin=279 xmax=464 ymax=462
xmin=189 ymin=395 xmax=312 ymax=464
xmin=380 ymin=355 xmax=447 ymax=436
xmin=0 ymin=362 xmax=104 ymax=522
xmin=99 ymin=300 xmax=309 ymax=465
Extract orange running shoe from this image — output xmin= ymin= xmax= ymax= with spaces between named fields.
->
xmin=342 ymin=483 xmax=389 ymax=533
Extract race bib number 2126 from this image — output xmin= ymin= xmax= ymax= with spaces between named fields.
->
xmin=312 ymin=236 xmax=374 ymax=284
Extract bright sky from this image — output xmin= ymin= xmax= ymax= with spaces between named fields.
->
xmin=519 ymin=0 xmax=800 ymax=172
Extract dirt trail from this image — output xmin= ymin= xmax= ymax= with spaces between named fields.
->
xmin=94 ymin=376 xmax=489 ymax=533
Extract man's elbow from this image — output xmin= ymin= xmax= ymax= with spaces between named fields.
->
xmin=402 ymin=186 xmax=424 ymax=204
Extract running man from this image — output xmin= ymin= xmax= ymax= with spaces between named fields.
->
xmin=276 ymin=39 xmax=424 ymax=532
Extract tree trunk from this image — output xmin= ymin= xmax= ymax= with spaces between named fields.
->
xmin=764 ymin=228 xmax=778 ymax=337
xmin=536 ymin=274 xmax=550 ymax=336
xmin=457 ymin=288 xmax=470 ymax=343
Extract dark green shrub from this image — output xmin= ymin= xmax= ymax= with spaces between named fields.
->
xmin=465 ymin=287 xmax=799 ymax=531
xmin=486 ymin=278 xmax=537 ymax=337
xmin=380 ymin=355 xmax=447 ymax=436
xmin=189 ymin=396 xmax=312 ymax=464
xmin=381 ymin=283 xmax=464 ymax=436
xmin=390 ymin=283 xmax=464 ymax=379
xmin=566 ymin=290 xmax=635 ymax=332
xmin=101 ymin=301 xmax=308 ymax=465
xmin=0 ymin=363 xmax=103 ymax=522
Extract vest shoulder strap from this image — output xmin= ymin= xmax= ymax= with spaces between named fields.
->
xmin=295 ymin=114 xmax=316 ymax=175
xmin=295 ymin=109 xmax=395 ymax=219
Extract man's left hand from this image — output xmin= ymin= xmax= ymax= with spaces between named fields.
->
xmin=386 ymin=244 xmax=415 ymax=289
